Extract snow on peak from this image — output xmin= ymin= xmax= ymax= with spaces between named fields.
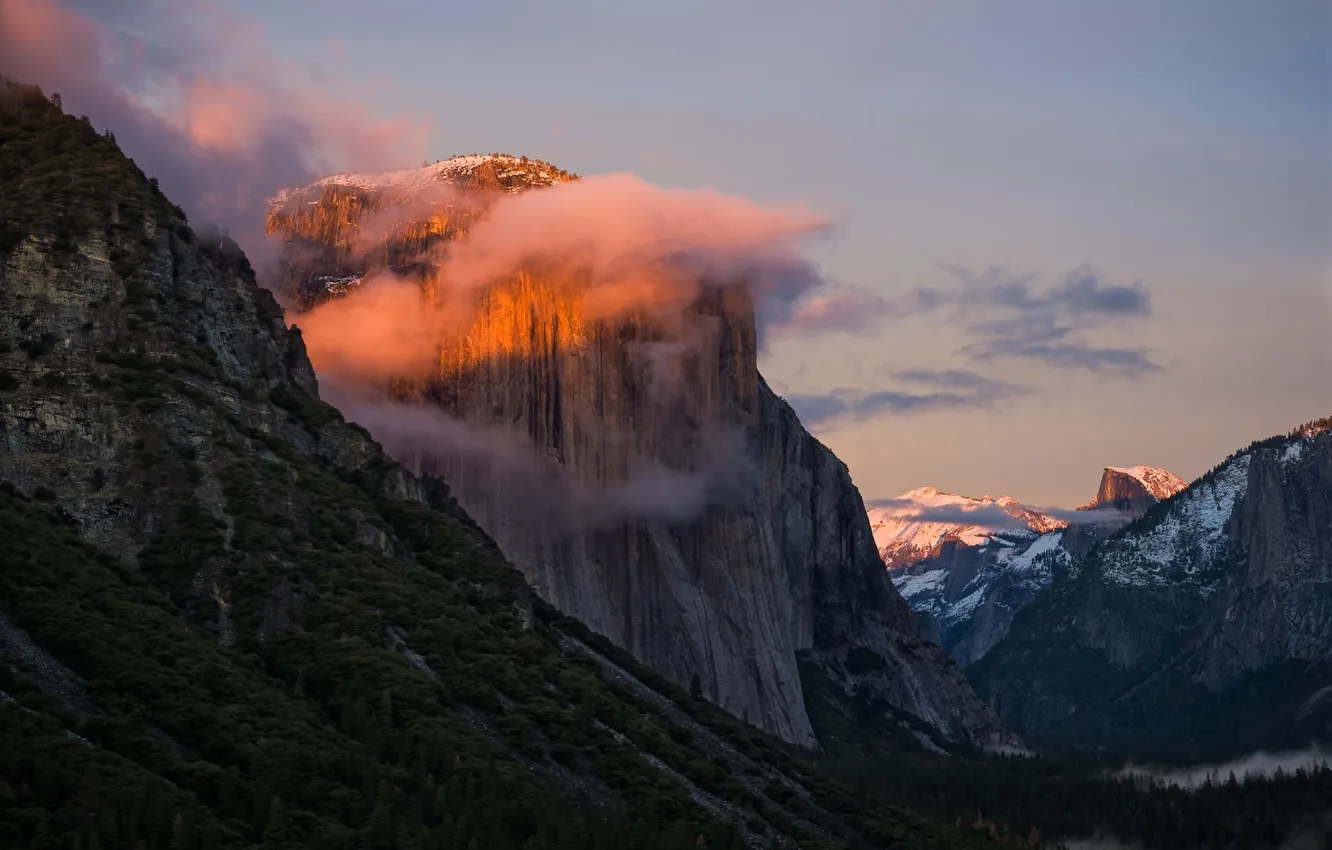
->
xmin=868 ymin=487 xmax=1058 ymax=567
xmin=270 ymin=153 xmax=575 ymax=206
xmin=1105 ymin=465 xmax=1188 ymax=501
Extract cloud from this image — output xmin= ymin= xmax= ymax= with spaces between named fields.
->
xmin=322 ymin=381 xmax=761 ymax=531
xmin=435 ymin=171 xmax=829 ymax=298
xmin=0 ymin=0 xmax=428 ymax=258
xmin=786 ymin=368 xmax=1027 ymax=427
xmin=767 ymin=286 xmax=942 ymax=337
xmin=294 ymin=172 xmax=833 ymax=386
xmin=865 ymin=501 xmax=1030 ymax=529
xmin=944 ymin=263 xmax=1160 ymax=376
xmin=862 ymin=498 xmax=1130 ymax=530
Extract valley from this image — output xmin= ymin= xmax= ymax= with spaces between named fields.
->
xmin=0 ymin=74 xmax=1328 ymax=850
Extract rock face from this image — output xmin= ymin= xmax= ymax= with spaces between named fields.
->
xmin=973 ymin=422 xmax=1332 ymax=758
xmin=269 ymin=157 xmax=1008 ymax=749
xmin=1081 ymin=465 xmax=1188 ymax=513
xmin=877 ymin=469 xmax=1185 ymax=669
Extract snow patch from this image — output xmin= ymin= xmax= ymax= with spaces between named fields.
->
xmin=1281 ymin=440 xmax=1304 ymax=465
xmin=272 ymin=153 xmax=573 ymax=206
xmin=893 ymin=568 xmax=947 ymax=602
xmin=1007 ymin=531 xmax=1065 ymax=574
xmin=1099 ymin=455 xmax=1251 ymax=590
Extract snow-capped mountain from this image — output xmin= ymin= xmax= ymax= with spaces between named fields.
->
xmin=975 ymin=418 xmax=1332 ymax=757
xmin=1079 ymin=465 xmax=1188 ymax=511
xmin=875 ymin=466 xmax=1185 ymax=668
xmin=869 ymin=487 xmax=1063 ymax=570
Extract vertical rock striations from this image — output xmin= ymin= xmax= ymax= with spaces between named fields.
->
xmin=270 ymin=157 xmax=1007 ymax=748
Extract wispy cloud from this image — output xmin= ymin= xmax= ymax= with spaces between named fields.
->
xmin=863 ymin=501 xmax=1028 ymax=528
xmin=785 ymin=368 xmax=1028 ymax=427
xmin=768 ymin=286 xmax=942 ymax=337
xmin=945 ymin=263 xmax=1160 ymax=376
xmin=863 ymin=499 xmax=1130 ymax=529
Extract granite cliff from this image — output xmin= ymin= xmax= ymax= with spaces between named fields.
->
xmin=267 ymin=155 xmax=1007 ymax=750
xmin=973 ymin=421 xmax=1332 ymax=759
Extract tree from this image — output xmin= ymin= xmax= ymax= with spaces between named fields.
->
xmin=689 ymin=673 xmax=702 ymax=700
xmin=263 ymin=796 xmax=291 ymax=849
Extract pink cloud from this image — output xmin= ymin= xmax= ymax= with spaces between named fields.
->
xmin=0 ymin=0 xmax=428 ymax=255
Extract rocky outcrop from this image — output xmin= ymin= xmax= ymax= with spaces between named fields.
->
xmin=271 ymin=159 xmax=1008 ymax=749
xmin=1081 ymin=465 xmax=1188 ymax=513
xmin=973 ymin=422 xmax=1332 ymax=757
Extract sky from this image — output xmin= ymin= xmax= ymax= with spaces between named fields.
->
xmin=5 ymin=0 xmax=1330 ymax=507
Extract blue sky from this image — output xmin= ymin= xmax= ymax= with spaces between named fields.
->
xmin=116 ymin=0 xmax=1332 ymax=502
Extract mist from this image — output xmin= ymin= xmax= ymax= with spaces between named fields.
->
xmin=1115 ymin=746 xmax=1332 ymax=790
xmin=324 ymin=381 xmax=761 ymax=533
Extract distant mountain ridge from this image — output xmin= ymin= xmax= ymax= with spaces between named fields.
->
xmin=973 ymin=418 xmax=1332 ymax=759
xmin=875 ymin=466 xmax=1186 ymax=668
xmin=868 ymin=486 xmax=1064 ymax=570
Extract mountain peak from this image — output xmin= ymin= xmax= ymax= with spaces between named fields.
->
xmin=868 ymin=486 xmax=1061 ymax=569
xmin=270 ymin=152 xmax=577 ymax=207
xmin=1082 ymin=464 xmax=1187 ymax=510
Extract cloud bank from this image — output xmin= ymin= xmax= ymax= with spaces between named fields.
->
xmin=294 ymin=171 xmax=834 ymax=385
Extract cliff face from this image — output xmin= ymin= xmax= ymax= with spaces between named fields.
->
xmin=271 ymin=157 xmax=1008 ymax=749
xmin=1080 ymin=465 xmax=1187 ymax=514
xmin=973 ymin=424 xmax=1332 ymax=758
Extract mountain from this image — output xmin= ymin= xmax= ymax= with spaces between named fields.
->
xmin=0 ymin=80 xmax=987 ymax=850
xmin=876 ymin=469 xmax=1186 ymax=669
xmin=972 ymin=419 xmax=1332 ymax=760
xmin=267 ymin=158 xmax=1008 ymax=752
xmin=869 ymin=487 xmax=1064 ymax=570
xmin=1079 ymin=465 xmax=1189 ymax=512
